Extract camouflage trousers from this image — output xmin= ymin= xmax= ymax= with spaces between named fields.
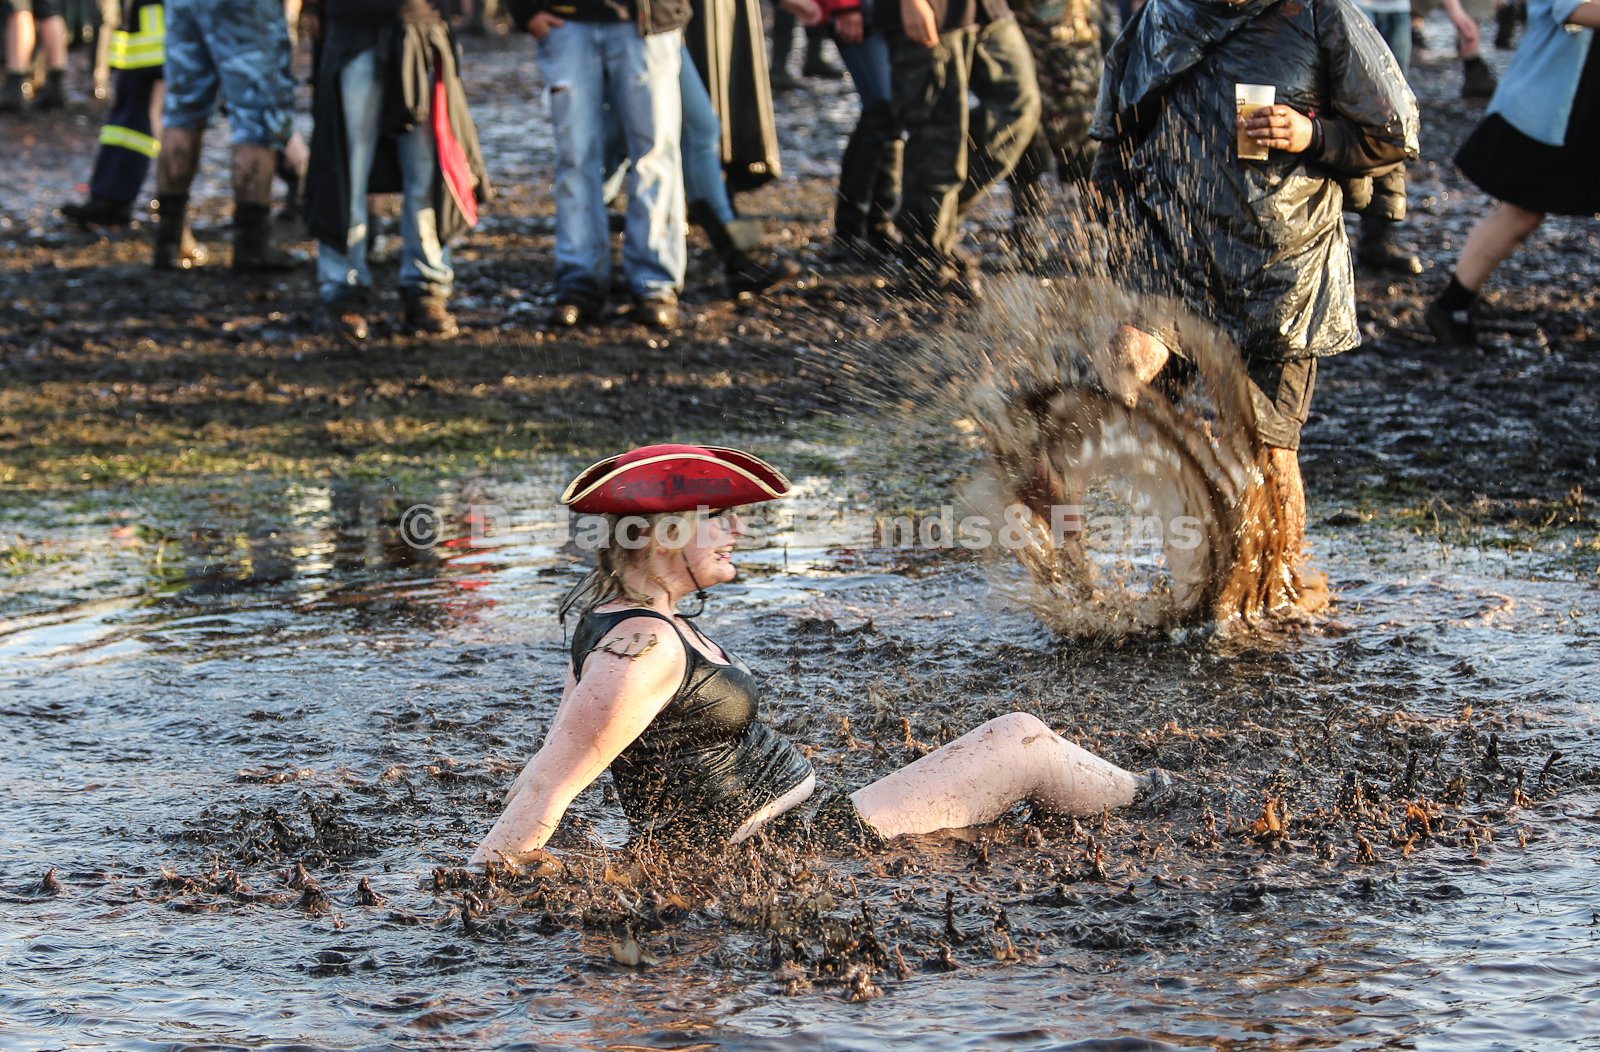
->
xmin=162 ymin=0 xmax=294 ymax=147
xmin=1011 ymin=0 xmax=1103 ymax=187
xmin=892 ymin=17 xmax=1041 ymax=264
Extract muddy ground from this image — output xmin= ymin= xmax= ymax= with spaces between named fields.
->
xmin=2 ymin=18 xmax=1599 ymax=1050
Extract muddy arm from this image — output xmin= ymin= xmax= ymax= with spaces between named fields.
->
xmin=468 ymin=622 xmax=685 ymax=866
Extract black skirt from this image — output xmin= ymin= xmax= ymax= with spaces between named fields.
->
xmin=1455 ymin=39 xmax=1600 ymax=217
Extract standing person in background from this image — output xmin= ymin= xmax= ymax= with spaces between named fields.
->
xmin=151 ymin=0 xmax=299 ymax=271
xmin=508 ymin=0 xmax=689 ymax=331
xmin=300 ymin=0 xmax=490 ymax=343
xmin=1087 ymin=0 xmax=1417 ymax=604
xmin=1426 ymin=0 xmax=1599 ymax=349
xmin=59 ymin=0 xmax=165 ymax=227
xmin=880 ymin=0 xmax=1040 ymax=301
xmin=2 ymin=0 xmax=69 ymax=111
xmin=1004 ymin=0 xmax=1102 ymax=271
xmin=1411 ymin=0 xmax=1496 ymax=99
xmin=770 ymin=0 xmax=843 ymax=89
xmin=1350 ymin=0 xmax=1435 ymax=275
xmin=814 ymin=0 xmax=902 ymax=262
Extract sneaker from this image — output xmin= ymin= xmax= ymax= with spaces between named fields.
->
xmin=726 ymin=254 xmax=803 ymax=298
xmin=402 ymin=289 xmax=459 ymax=337
xmin=632 ymin=291 xmax=680 ymax=331
xmin=1462 ymin=57 xmax=1497 ymax=101
xmin=902 ymin=251 xmax=983 ymax=303
xmin=1425 ymin=296 xmax=1478 ymax=350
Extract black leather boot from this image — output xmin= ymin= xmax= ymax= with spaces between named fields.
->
xmin=1356 ymin=217 xmax=1422 ymax=276
xmin=689 ymin=200 xmax=802 ymax=297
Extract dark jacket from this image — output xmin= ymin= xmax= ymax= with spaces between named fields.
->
xmin=1089 ymin=0 xmax=1418 ymax=361
xmin=303 ymin=9 xmax=491 ymax=249
xmin=685 ymin=0 xmax=780 ymax=191
xmin=505 ymin=0 xmax=692 ymax=35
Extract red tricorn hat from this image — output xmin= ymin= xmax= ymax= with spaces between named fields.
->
xmin=560 ymin=444 xmax=792 ymax=514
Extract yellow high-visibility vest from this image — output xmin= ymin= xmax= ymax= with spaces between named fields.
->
xmin=110 ymin=4 xmax=166 ymax=71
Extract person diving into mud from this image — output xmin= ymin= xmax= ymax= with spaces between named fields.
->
xmin=1002 ymin=0 xmax=1419 ymax=617
xmin=471 ymin=444 xmax=1164 ymax=866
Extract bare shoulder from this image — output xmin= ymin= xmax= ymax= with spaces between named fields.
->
xmin=582 ymin=614 xmax=688 ymax=681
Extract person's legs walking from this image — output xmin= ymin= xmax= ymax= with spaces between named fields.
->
xmin=1427 ymin=200 xmax=1545 ymax=347
xmin=958 ymin=16 xmax=1040 ymax=219
xmin=202 ymin=0 xmax=296 ymax=270
xmin=395 ymin=88 xmax=456 ymax=334
xmin=607 ymin=24 xmax=685 ymax=323
xmin=835 ymin=32 xmax=900 ymax=256
xmin=315 ymin=46 xmax=380 ymax=337
xmin=153 ymin=0 xmax=216 ymax=268
xmin=539 ymin=21 xmax=611 ymax=321
xmin=894 ymin=26 xmax=975 ymax=284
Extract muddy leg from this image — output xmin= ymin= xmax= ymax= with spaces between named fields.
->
xmin=157 ymin=127 xmax=204 ymax=194
xmin=849 ymin=712 xmax=1139 ymax=838
xmin=1101 ymin=324 xmax=1171 ymax=406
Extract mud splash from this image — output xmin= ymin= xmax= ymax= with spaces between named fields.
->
xmin=925 ymin=277 xmax=1304 ymax=635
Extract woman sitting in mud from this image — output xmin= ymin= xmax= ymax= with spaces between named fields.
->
xmin=471 ymin=445 xmax=1159 ymax=865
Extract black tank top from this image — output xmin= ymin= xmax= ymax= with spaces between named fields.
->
xmin=570 ymin=608 xmax=816 ymax=845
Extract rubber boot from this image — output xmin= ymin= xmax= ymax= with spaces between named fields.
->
xmin=35 ymin=69 xmax=66 ymax=111
xmin=0 ymin=73 xmax=26 ymax=114
xmin=689 ymin=200 xmax=801 ymax=297
xmin=1462 ymin=56 xmax=1497 ymax=101
xmin=1356 ymin=217 xmax=1422 ymax=276
xmin=152 ymin=193 xmax=206 ymax=270
xmin=801 ymin=32 xmax=843 ymax=80
xmin=232 ymin=201 xmax=301 ymax=272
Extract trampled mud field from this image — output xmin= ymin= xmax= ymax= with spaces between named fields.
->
xmin=2 ymin=17 xmax=1598 ymax=1052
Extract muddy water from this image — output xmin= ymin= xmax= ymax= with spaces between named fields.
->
xmin=3 ymin=459 xmax=1598 ymax=1050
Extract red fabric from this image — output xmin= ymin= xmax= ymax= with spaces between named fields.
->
xmin=432 ymin=63 xmax=478 ymax=228
xmin=562 ymin=444 xmax=791 ymax=514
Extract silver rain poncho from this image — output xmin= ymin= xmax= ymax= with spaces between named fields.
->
xmin=1089 ymin=0 xmax=1419 ymax=361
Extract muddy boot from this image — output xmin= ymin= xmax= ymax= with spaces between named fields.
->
xmin=152 ymin=193 xmax=206 ymax=270
xmin=690 ymin=200 xmax=802 ymax=298
xmin=61 ymin=195 xmax=134 ymax=229
xmin=1462 ymin=56 xmax=1497 ymax=101
xmin=1356 ymin=217 xmax=1422 ymax=276
xmin=402 ymin=288 xmax=459 ymax=337
xmin=317 ymin=291 xmax=370 ymax=344
xmin=232 ymin=202 xmax=301 ymax=272
xmin=0 ymin=73 xmax=26 ymax=114
xmin=35 ymin=70 xmax=66 ymax=111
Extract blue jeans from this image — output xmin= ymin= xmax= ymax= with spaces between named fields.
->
xmin=315 ymin=48 xmax=453 ymax=302
xmin=1366 ymin=9 xmax=1412 ymax=77
xmin=538 ymin=22 xmax=685 ymax=300
xmin=835 ymin=31 xmax=901 ymax=231
xmin=602 ymin=48 xmax=732 ymax=225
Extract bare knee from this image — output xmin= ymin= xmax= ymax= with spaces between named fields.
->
xmin=1502 ymin=202 xmax=1545 ymax=239
xmin=982 ymin=711 xmax=1052 ymax=744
